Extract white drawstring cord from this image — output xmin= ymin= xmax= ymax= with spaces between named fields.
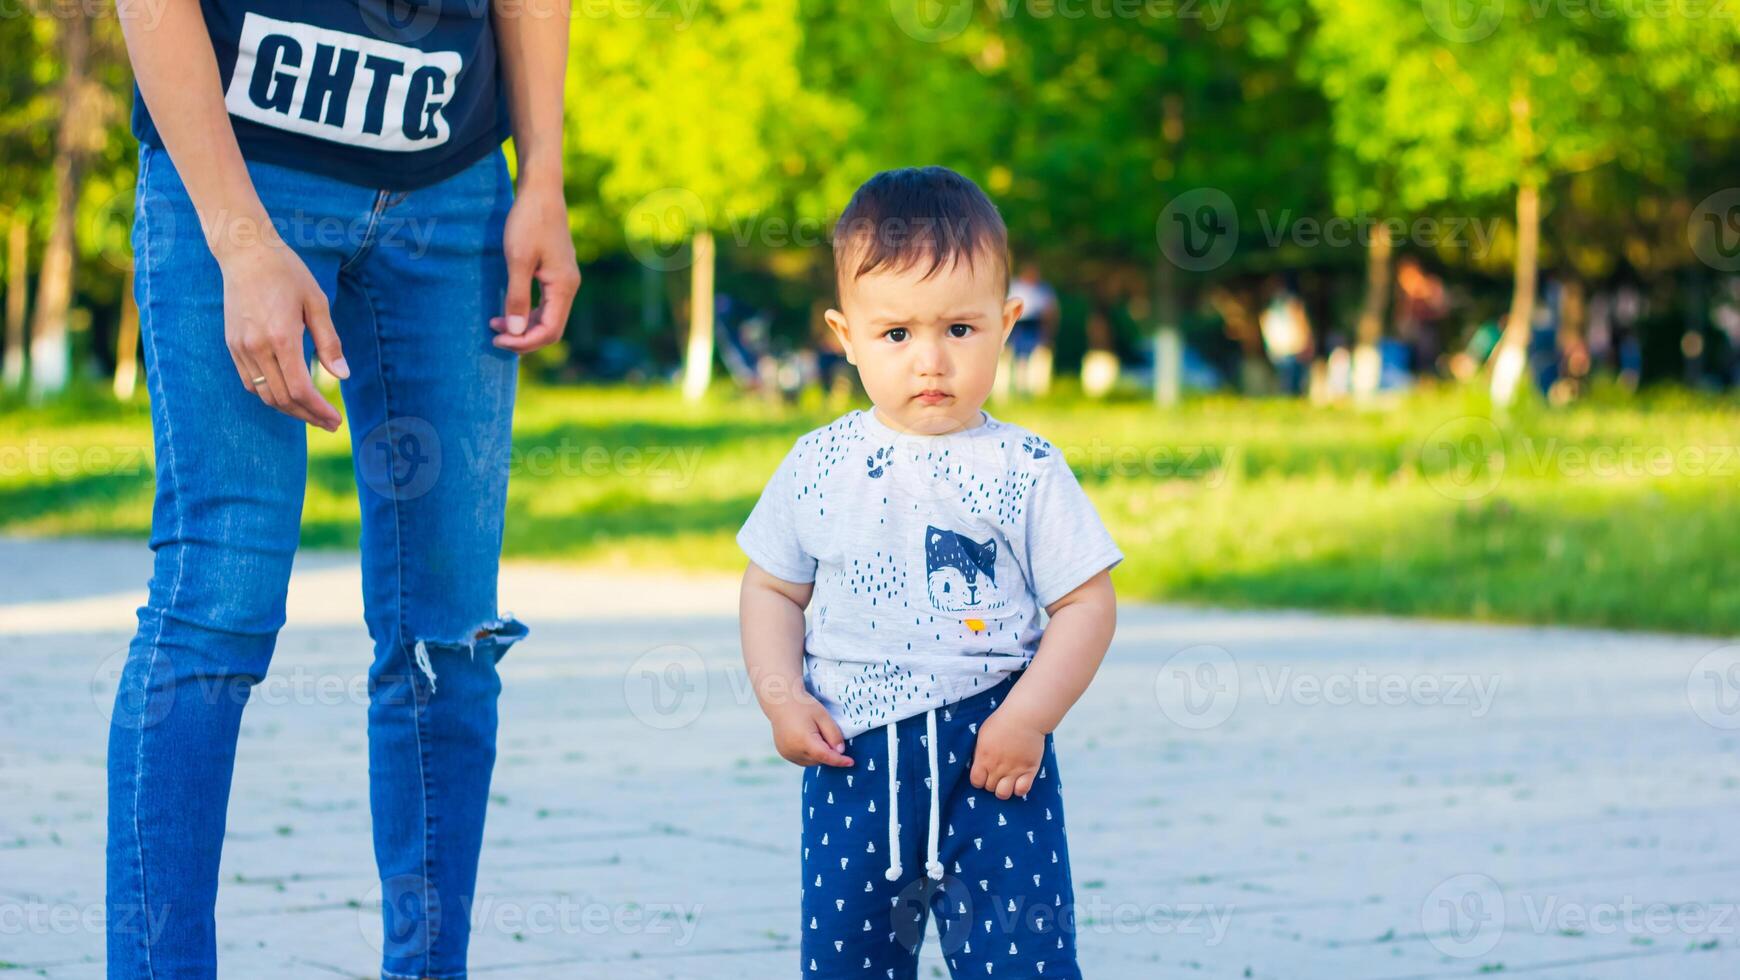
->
xmin=884 ymin=723 xmax=902 ymax=881
xmin=884 ymin=709 xmax=945 ymax=882
xmin=923 ymin=708 xmax=943 ymax=880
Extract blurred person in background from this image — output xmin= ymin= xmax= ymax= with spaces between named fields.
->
xmin=1003 ymin=261 xmax=1060 ymax=397
xmin=1394 ymin=255 xmax=1448 ymax=379
xmin=811 ymin=309 xmax=857 ymax=405
xmin=1712 ymin=275 xmax=1740 ymax=387
xmin=1259 ymin=274 xmax=1314 ymax=395
xmin=1080 ymin=302 xmax=1122 ymax=398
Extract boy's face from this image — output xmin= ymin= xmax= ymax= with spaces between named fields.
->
xmin=824 ymin=247 xmax=1024 ymax=435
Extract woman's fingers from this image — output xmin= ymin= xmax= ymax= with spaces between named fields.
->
xmin=233 ymin=331 xmax=332 ymax=430
xmin=218 ymin=240 xmax=345 ymax=430
xmin=490 ymin=314 xmax=554 ymax=351
xmin=241 ymin=335 xmax=295 ymax=412
xmin=305 ymin=295 xmax=350 ymax=381
xmin=275 ymin=343 xmax=340 ymax=431
xmin=492 ymin=254 xmax=579 ymax=352
xmin=536 ymin=262 xmax=580 ymax=334
xmin=501 ymin=247 xmax=535 ymax=336
xmin=264 ymin=325 xmax=335 ymax=429
xmin=491 ymin=301 xmax=565 ymax=352
xmin=231 ymin=346 xmax=268 ymax=397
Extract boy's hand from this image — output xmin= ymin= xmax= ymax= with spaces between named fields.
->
xmin=769 ymin=700 xmax=854 ymax=768
xmin=971 ymin=708 xmax=1047 ymax=800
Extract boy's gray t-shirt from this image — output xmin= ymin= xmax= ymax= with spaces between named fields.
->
xmin=736 ymin=407 xmax=1124 ymax=739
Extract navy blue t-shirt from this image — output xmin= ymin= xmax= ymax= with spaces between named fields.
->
xmin=131 ymin=1 xmax=511 ymax=191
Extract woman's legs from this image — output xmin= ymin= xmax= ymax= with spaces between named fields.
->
xmin=106 ymin=145 xmax=359 ymax=975
xmin=107 ymin=141 xmax=523 ymax=979
xmin=330 ymin=148 xmax=526 ymax=980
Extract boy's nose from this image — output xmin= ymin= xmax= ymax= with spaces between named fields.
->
xmin=914 ymin=340 xmax=948 ymax=376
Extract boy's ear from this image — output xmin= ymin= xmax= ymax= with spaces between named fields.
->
xmin=1001 ymin=296 xmax=1026 ymax=340
xmin=824 ymin=308 xmax=856 ymax=365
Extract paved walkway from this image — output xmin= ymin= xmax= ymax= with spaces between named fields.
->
xmin=2 ymin=536 xmax=1737 ymax=978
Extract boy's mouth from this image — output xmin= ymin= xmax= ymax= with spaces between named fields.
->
xmin=914 ymin=390 xmax=952 ymax=404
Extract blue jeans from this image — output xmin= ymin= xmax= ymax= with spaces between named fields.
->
xmin=107 ymin=143 xmax=527 ymax=979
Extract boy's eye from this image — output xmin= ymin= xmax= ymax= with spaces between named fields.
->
xmin=949 ymin=323 xmax=974 ymax=337
xmin=885 ymin=328 xmax=908 ymax=343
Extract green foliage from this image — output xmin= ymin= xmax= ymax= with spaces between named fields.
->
xmin=3 ymin=383 xmax=1735 ymax=633
xmin=1 ymin=3 xmax=1736 ymax=393
xmin=566 ymin=0 xmax=851 ymax=251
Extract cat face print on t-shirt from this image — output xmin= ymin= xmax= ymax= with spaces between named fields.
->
xmin=924 ymin=525 xmax=1010 ymax=614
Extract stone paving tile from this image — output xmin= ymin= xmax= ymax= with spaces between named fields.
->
xmin=3 ymin=536 xmax=1738 ymax=977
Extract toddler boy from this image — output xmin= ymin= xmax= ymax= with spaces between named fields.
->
xmin=737 ymin=166 xmax=1122 ymax=978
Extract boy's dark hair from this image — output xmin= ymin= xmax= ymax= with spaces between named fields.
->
xmin=832 ymin=167 xmax=1009 ymax=296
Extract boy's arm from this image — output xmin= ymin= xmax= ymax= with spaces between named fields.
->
xmin=997 ymin=570 xmax=1117 ymax=731
xmin=971 ymin=569 xmax=1117 ymax=799
xmin=740 ymin=561 xmax=853 ymax=767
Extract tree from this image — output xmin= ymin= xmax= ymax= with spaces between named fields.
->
xmin=1 ymin=6 xmax=128 ymax=399
xmin=805 ymin=0 xmax=1332 ymax=401
xmin=0 ymin=10 xmax=56 ymax=392
xmin=1308 ymin=0 xmax=1687 ymax=404
xmin=28 ymin=6 xmax=105 ymax=397
xmin=565 ymin=0 xmax=847 ymax=401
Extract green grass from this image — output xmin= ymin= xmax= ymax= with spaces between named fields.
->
xmin=2 ymin=380 xmax=1735 ymax=633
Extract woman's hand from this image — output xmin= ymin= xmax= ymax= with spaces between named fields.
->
xmin=490 ymin=180 xmax=580 ymax=353
xmin=119 ymin=0 xmax=346 ymax=433
xmin=218 ymin=231 xmax=348 ymax=432
xmin=971 ymin=707 xmax=1047 ymax=800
